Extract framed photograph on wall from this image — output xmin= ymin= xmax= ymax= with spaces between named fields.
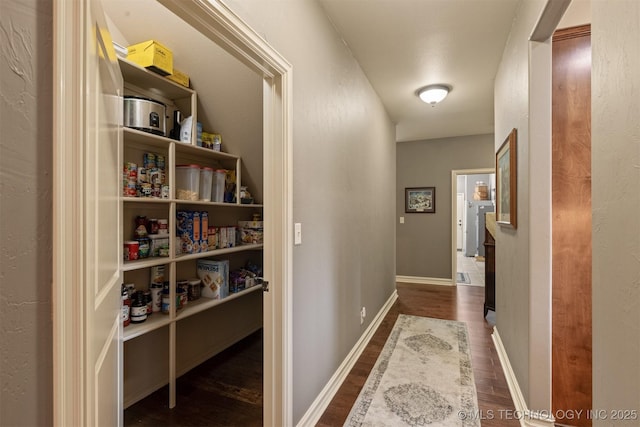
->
xmin=496 ymin=128 xmax=517 ymax=228
xmin=405 ymin=187 xmax=436 ymax=213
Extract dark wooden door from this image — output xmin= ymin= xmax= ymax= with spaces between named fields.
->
xmin=552 ymin=24 xmax=592 ymax=427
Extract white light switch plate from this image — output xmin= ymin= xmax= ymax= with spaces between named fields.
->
xmin=294 ymin=223 xmax=302 ymax=245
xmin=399 ymin=216 xmax=405 ymax=224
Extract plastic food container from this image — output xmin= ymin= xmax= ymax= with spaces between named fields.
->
xmin=199 ymin=167 xmax=213 ymax=202
xmin=212 ymin=169 xmax=226 ymax=203
xmin=176 ymin=164 xmax=200 ymax=200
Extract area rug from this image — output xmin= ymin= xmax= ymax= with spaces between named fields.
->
xmin=344 ymin=315 xmax=480 ymax=426
xmin=456 ymin=272 xmax=471 ymax=284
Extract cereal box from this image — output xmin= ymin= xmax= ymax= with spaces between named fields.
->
xmin=176 ymin=210 xmax=201 ymax=254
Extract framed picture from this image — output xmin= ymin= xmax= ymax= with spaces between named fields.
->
xmin=496 ymin=128 xmax=517 ymax=228
xmin=405 ymin=187 xmax=436 ymax=213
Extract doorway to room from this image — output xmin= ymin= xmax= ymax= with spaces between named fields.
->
xmin=450 ymin=169 xmax=495 ymax=287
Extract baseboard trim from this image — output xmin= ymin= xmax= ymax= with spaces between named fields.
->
xmin=395 ymin=275 xmax=454 ymax=286
xmin=492 ymin=328 xmax=556 ymax=427
xmin=296 ymin=289 xmax=399 ymax=427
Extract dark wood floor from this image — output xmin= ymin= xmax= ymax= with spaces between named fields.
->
xmin=124 ymin=330 xmax=263 ymax=426
xmin=317 ymin=283 xmax=519 ymax=427
xmin=125 ymin=283 xmax=518 ymax=426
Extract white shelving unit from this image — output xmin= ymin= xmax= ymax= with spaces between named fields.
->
xmin=119 ymin=57 xmax=263 ymax=409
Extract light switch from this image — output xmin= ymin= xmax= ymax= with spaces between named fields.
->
xmin=294 ymin=223 xmax=302 ymax=245
xmin=399 ymin=216 xmax=405 ymax=224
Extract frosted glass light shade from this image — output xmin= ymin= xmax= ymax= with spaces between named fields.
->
xmin=418 ymin=85 xmax=450 ymax=104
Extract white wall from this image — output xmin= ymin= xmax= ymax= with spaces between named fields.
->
xmin=218 ymin=0 xmax=397 ymax=422
xmin=591 ymin=1 xmax=640 ymax=424
xmin=0 ymin=0 xmax=54 ymax=425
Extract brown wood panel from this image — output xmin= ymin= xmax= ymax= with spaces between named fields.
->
xmin=552 ymin=24 xmax=592 ymax=427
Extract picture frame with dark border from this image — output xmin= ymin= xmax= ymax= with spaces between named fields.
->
xmin=405 ymin=187 xmax=436 ymax=213
xmin=496 ymin=128 xmax=517 ymax=228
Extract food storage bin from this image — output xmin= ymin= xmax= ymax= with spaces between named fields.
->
xmin=212 ymin=169 xmax=226 ymax=203
xmin=176 ymin=164 xmax=200 ymax=200
xmin=199 ymin=167 xmax=213 ymax=201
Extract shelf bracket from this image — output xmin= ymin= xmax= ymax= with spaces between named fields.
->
xmin=257 ymin=278 xmax=269 ymax=292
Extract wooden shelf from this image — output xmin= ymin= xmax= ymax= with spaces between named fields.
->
xmin=123 ymin=285 xmax=262 ymax=342
xmin=123 ymin=312 xmax=171 ymax=341
xmin=122 ymin=257 xmax=171 ymax=272
xmin=174 ymin=200 xmax=263 ymax=208
xmin=176 ymin=285 xmax=262 ymax=320
xmin=119 ymin=57 xmax=194 ymax=100
xmin=123 ymin=127 xmax=174 ymax=151
xmin=174 ymin=244 xmax=263 ymax=262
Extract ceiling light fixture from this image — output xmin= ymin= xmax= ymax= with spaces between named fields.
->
xmin=417 ymin=84 xmax=451 ymax=105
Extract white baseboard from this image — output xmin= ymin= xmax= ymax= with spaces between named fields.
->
xmin=395 ymin=275 xmax=454 ymax=286
xmin=296 ymin=289 xmax=399 ymax=427
xmin=492 ymin=328 xmax=556 ymax=427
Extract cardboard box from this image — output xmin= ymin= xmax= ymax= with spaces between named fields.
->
xmin=176 ymin=210 xmax=201 ymax=254
xmin=166 ymin=68 xmax=190 ymax=88
xmin=238 ymin=221 xmax=264 ymax=245
xmin=127 ymin=40 xmax=173 ymax=76
xmin=197 ymin=259 xmax=229 ymax=299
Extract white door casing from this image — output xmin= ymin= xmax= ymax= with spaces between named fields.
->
xmin=450 ymin=169 xmax=494 ymax=285
xmin=53 ymin=0 xmax=293 ymax=425
xmin=456 ymin=193 xmax=465 ymax=250
xmin=53 ymin=0 xmax=124 ymax=425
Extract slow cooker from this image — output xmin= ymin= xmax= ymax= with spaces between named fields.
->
xmin=124 ymin=96 xmax=166 ymax=136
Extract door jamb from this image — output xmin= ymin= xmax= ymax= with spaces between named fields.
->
xmin=53 ymin=0 xmax=293 ymax=425
xmin=450 ymin=168 xmax=494 ymax=286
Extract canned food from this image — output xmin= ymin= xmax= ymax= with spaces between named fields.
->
xmin=187 ymin=279 xmax=202 ymax=301
xmin=136 ymin=237 xmax=150 ymax=258
xmin=124 ymin=241 xmax=139 ymax=261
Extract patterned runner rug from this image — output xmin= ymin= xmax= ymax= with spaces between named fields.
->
xmin=344 ymin=315 xmax=480 ymax=426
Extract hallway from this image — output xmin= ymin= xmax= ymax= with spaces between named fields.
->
xmin=317 ymin=283 xmax=517 ymax=426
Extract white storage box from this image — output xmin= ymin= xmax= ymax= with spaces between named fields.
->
xmin=196 ymin=259 xmax=229 ymax=299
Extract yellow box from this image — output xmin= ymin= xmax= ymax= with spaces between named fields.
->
xmin=166 ymin=68 xmax=190 ymax=88
xmin=127 ymin=40 xmax=173 ymax=76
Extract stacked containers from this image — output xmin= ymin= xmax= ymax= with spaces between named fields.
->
xmin=212 ymin=169 xmax=226 ymax=203
xmin=175 ymin=165 xmax=200 ymax=200
xmin=199 ymin=167 xmax=213 ymax=202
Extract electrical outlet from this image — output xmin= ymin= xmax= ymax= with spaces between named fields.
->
xmin=360 ymin=306 xmax=366 ymax=324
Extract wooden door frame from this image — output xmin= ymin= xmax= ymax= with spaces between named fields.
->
xmin=450 ymin=168 xmax=494 ymax=285
xmin=52 ymin=0 xmax=293 ymax=425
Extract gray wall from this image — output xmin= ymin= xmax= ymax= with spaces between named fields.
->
xmin=493 ymin=0 xmax=545 ymax=406
xmin=396 ymin=134 xmax=494 ymax=279
xmin=493 ymin=0 xmax=640 ymax=417
xmin=592 ymin=1 xmax=640 ymax=423
xmin=223 ymin=0 xmax=397 ymax=422
xmin=0 ymin=0 xmax=53 ymax=425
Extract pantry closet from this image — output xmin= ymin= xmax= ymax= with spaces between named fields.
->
xmin=52 ymin=0 xmax=292 ymax=425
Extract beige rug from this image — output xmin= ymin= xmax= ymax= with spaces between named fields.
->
xmin=344 ymin=315 xmax=480 ymax=426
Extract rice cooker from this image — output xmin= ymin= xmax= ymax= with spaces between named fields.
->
xmin=124 ymin=96 xmax=166 ymax=136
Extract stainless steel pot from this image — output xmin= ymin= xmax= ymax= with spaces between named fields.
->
xmin=124 ymin=96 xmax=166 ymax=136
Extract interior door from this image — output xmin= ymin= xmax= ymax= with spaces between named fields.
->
xmin=84 ymin=0 xmax=124 ymax=424
xmin=84 ymin=11 xmax=123 ymax=426
xmin=53 ymin=0 xmax=124 ymax=422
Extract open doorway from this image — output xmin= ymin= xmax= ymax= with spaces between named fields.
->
xmin=450 ymin=169 xmax=495 ymax=287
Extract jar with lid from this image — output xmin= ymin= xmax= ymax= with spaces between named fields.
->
xmin=134 ymin=216 xmax=148 ymax=238
xmin=130 ymin=291 xmax=148 ymax=323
